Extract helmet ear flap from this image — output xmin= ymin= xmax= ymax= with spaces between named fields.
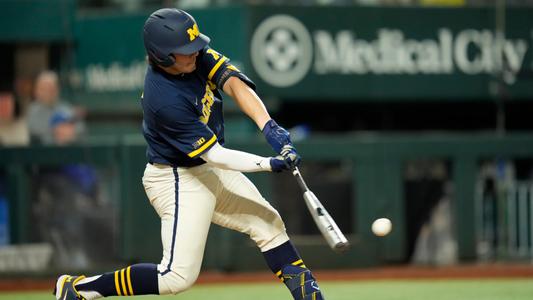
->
xmin=148 ymin=48 xmax=175 ymax=67
xmin=160 ymin=54 xmax=175 ymax=68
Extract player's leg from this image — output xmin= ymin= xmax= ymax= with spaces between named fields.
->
xmin=211 ymin=168 xmax=324 ymax=300
xmin=55 ymin=163 xmax=217 ymax=299
xmin=154 ymin=164 xmax=218 ymax=294
xmin=55 ymin=264 xmax=158 ymax=300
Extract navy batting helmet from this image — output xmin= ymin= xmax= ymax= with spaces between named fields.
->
xmin=143 ymin=8 xmax=210 ymax=67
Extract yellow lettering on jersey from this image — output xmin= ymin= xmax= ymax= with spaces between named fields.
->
xmin=206 ymin=49 xmax=220 ymax=60
xmin=187 ymin=23 xmax=200 ymax=41
xmin=207 ymin=80 xmax=217 ymax=91
xmin=199 ymin=84 xmax=215 ymax=124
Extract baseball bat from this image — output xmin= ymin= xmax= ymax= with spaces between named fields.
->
xmin=292 ymin=167 xmax=350 ymax=252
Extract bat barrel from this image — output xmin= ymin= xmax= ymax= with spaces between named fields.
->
xmin=303 ymin=190 xmax=350 ymax=253
xmin=333 ymin=241 xmax=350 ymax=253
xmin=293 ymin=167 xmax=350 ymax=253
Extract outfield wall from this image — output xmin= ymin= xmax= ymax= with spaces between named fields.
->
xmin=2 ymin=134 xmax=533 ymax=270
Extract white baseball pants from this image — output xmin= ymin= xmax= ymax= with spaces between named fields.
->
xmin=142 ymin=163 xmax=289 ymax=295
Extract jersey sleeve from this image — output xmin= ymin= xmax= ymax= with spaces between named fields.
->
xmin=156 ymin=103 xmax=217 ymax=158
xmin=197 ymin=47 xmax=256 ymax=91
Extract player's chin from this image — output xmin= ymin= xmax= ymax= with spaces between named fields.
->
xmin=180 ymin=64 xmax=196 ymax=74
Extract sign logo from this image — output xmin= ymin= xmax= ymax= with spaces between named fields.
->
xmin=192 ymin=137 xmax=206 ymax=149
xmin=251 ymin=15 xmax=313 ymax=87
xmin=187 ymin=23 xmax=200 ymax=41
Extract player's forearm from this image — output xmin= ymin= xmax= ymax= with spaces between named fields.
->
xmin=223 ymin=77 xmax=271 ymax=130
xmin=201 ymin=143 xmax=272 ymax=172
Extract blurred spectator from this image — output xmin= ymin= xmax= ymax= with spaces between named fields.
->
xmin=27 ymin=71 xmax=85 ymax=145
xmin=14 ymin=75 xmax=34 ymax=115
xmin=25 ymin=71 xmax=112 ymax=268
xmin=0 ymin=91 xmax=29 ymax=146
xmin=49 ymin=110 xmax=99 ymax=197
xmin=50 ymin=110 xmax=78 ymax=145
xmin=0 ymin=88 xmax=28 ymax=251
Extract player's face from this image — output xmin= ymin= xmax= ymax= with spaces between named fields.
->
xmin=163 ymin=52 xmax=199 ymax=75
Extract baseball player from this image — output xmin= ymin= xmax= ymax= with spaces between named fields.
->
xmin=55 ymin=8 xmax=324 ymax=300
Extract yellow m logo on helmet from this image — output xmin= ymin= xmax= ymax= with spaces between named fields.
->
xmin=187 ymin=23 xmax=200 ymax=41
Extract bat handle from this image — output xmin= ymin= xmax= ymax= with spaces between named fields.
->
xmin=292 ymin=167 xmax=310 ymax=192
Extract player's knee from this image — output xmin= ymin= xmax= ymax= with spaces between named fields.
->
xmin=158 ymin=269 xmax=199 ymax=295
xmin=259 ymin=230 xmax=290 ymax=252
xmin=252 ymin=211 xmax=290 ymax=251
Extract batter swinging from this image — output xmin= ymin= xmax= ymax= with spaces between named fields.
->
xmin=54 ymin=8 xmax=324 ymax=300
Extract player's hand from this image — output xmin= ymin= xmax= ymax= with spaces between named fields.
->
xmin=262 ymin=119 xmax=292 ymax=154
xmin=270 ymin=145 xmax=301 ymax=172
xmin=281 ymin=144 xmax=300 ymax=168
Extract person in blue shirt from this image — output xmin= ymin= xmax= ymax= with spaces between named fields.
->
xmin=55 ymin=8 xmax=324 ymax=300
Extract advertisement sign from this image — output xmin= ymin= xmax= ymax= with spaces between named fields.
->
xmin=69 ymin=6 xmax=533 ymax=105
xmin=248 ymin=6 xmax=533 ymax=100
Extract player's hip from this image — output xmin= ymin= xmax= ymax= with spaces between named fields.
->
xmin=143 ymin=161 xmax=218 ymax=178
xmin=143 ymin=163 xmax=254 ymax=199
xmin=142 ymin=162 xmax=232 ymax=190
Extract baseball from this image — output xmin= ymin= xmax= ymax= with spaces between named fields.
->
xmin=372 ymin=218 xmax=392 ymax=237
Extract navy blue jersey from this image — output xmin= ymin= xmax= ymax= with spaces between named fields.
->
xmin=141 ymin=47 xmax=255 ymax=167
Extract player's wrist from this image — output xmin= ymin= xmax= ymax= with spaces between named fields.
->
xmin=261 ymin=157 xmax=273 ymax=172
xmin=270 ymin=156 xmax=288 ymax=172
xmin=260 ymin=118 xmax=275 ymax=132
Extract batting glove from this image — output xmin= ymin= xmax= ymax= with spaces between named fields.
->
xmin=270 ymin=156 xmax=289 ymax=172
xmin=262 ymin=119 xmax=292 ymax=155
xmin=269 ymin=145 xmax=301 ymax=172
xmin=281 ymin=144 xmax=301 ymax=168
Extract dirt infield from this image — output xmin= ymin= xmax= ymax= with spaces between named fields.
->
xmin=196 ymin=264 xmax=533 ymax=284
xmin=1 ymin=264 xmax=532 ymax=291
